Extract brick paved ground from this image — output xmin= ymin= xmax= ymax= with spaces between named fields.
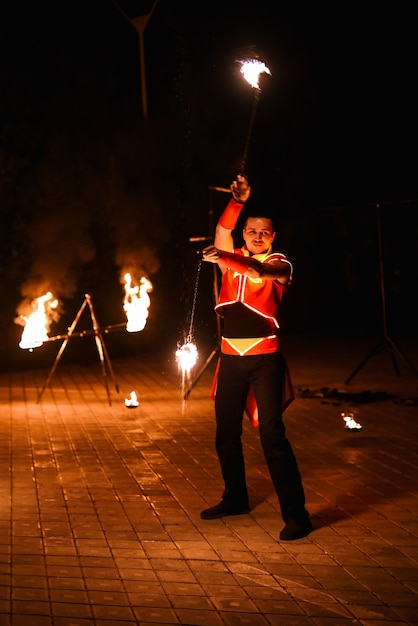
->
xmin=1 ymin=331 xmax=417 ymax=625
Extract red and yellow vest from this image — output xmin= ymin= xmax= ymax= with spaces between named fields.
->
xmin=215 ymin=246 xmax=292 ymax=356
xmin=211 ymin=247 xmax=295 ymax=425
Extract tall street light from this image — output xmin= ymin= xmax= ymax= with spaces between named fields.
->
xmin=113 ymin=0 xmax=159 ymax=120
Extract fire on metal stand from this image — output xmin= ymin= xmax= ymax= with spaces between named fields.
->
xmin=16 ymin=274 xmax=152 ymax=406
xmin=35 ymin=294 xmax=120 ymax=406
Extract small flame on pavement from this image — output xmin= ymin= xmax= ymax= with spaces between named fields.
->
xmin=341 ymin=412 xmax=363 ymax=431
xmin=18 ymin=292 xmax=58 ymax=350
xmin=125 ymin=391 xmax=139 ymax=408
xmin=123 ymin=273 xmax=153 ymax=333
xmin=239 ymin=58 xmax=271 ymax=90
xmin=176 ymin=341 xmax=198 ymax=374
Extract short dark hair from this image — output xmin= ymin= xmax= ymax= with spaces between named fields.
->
xmin=243 ymin=214 xmax=276 ymax=231
xmin=241 ymin=191 xmax=277 ymax=229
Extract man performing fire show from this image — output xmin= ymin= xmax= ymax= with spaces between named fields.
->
xmin=201 ymin=173 xmax=312 ymax=541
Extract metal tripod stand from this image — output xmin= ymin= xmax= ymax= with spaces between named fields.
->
xmin=345 ymin=202 xmax=418 ymax=384
xmin=36 ymin=294 xmax=120 ymax=405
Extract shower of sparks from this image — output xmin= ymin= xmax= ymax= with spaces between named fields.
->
xmin=176 ymin=260 xmax=202 ymax=408
xmin=239 ymin=58 xmax=271 ymax=90
xmin=176 ymin=341 xmax=198 ymax=373
xmin=176 ymin=340 xmax=198 ymax=414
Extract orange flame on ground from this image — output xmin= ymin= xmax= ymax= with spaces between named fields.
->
xmin=239 ymin=58 xmax=271 ymax=89
xmin=18 ymin=292 xmax=59 ymax=350
xmin=341 ymin=412 xmax=363 ymax=431
xmin=125 ymin=391 xmax=139 ymax=407
xmin=123 ymin=273 xmax=153 ymax=332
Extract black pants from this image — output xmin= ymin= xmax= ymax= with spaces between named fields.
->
xmin=215 ymin=351 xmax=307 ymax=522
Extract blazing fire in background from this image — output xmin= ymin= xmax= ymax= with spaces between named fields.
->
xmin=16 ymin=271 xmax=153 ymax=353
xmin=9 ymin=129 xmax=167 ymax=360
xmin=16 ymin=292 xmax=59 ymax=350
xmin=123 ymin=273 xmax=153 ymax=333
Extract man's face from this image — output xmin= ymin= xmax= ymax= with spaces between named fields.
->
xmin=242 ymin=217 xmax=276 ymax=255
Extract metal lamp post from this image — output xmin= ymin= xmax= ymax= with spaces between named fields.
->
xmin=113 ymin=0 xmax=159 ymax=120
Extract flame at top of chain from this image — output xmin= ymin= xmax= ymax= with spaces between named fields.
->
xmin=176 ymin=341 xmax=198 ymax=374
xmin=239 ymin=58 xmax=271 ymax=90
xmin=175 ymin=259 xmax=201 ymax=377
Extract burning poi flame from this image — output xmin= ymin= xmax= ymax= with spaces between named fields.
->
xmin=176 ymin=340 xmax=198 ymax=412
xmin=18 ymin=292 xmax=59 ymax=350
xmin=176 ymin=341 xmax=198 ymax=374
xmin=239 ymin=58 xmax=271 ymax=90
xmin=123 ymin=273 xmax=153 ymax=332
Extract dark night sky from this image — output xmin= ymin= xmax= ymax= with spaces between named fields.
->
xmin=1 ymin=1 xmax=417 ymax=370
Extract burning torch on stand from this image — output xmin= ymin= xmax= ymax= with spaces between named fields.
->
xmin=123 ymin=272 xmax=153 ymax=407
xmin=18 ymin=292 xmax=59 ymax=351
xmin=15 ymin=272 xmax=153 ymax=406
xmin=123 ymin=272 xmax=153 ymax=333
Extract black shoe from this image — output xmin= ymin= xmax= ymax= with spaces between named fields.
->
xmin=200 ymin=501 xmax=249 ymax=520
xmin=279 ymin=517 xmax=312 ymax=541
